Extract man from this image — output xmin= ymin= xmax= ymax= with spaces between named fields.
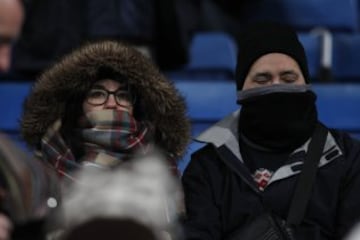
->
xmin=182 ymin=22 xmax=360 ymax=239
xmin=0 ymin=0 xmax=23 ymax=73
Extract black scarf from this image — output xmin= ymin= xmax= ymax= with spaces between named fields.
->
xmin=238 ymin=85 xmax=318 ymax=152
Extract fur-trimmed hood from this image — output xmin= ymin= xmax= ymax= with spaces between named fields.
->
xmin=21 ymin=41 xmax=190 ymax=160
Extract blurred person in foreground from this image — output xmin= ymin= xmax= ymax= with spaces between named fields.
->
xmin=345 ymin=222 xmax=360 ymax=240
xmin=55 ymin=152 xmax=183 ymax=240
xmin=182 ymin=22 xmax=360 ymax=240
xmin=1 ymin=1 xmax=59 ymax=239
xmin=0 ymin=132 xmax=60 ymax=240
xmin=0 ymin=0 xmax=23 ymax=74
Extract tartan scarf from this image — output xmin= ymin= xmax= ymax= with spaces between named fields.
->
xmin=41 ymin=110 xmax=152 ymax=180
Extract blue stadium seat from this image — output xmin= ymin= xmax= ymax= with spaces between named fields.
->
xmin=176 ymin=81 xmax=360 ymax=173
xmin=251 ymin=0 xmax=358 ymax=32
xmin=298 ymin=32 xmax=322 ymax=80
xmin=332 ymin=34 xmax=360 ymax=82
xmin=167 ymin=32 xmax=238 ymax=81
xmin=313 ymin=84 xmax=360 ymax=134
xmin=0 ymin=81 xmax=33 ymax=149
xmin=176 ymin=80 xmax=237 ymax=121
xmin=176 ymin=80 xmax=236 ymax=173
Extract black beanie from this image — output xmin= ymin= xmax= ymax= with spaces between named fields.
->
xmin=235 ymin=21 xmax=310 ymax=90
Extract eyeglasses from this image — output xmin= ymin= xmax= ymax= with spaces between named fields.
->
xmin=86 ymin=88 xmax=136 ymax=106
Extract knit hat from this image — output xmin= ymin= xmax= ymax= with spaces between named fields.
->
xmin=235 ymin=21 xmax=310 ymax=90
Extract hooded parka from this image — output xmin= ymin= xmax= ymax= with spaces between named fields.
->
xmin=20 ymin=40 xmax=191 ymax=166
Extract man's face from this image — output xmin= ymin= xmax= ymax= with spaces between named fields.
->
xmin=242 ymin=53 xmax=306 ymax=90
xmin=0 ymin=0 xmax=23 ymax=73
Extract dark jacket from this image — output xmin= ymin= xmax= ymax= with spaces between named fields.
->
xmin=20 ymin=41 xmax=190 ymax=162
xmin=182 ymin=110 xmax=360 ymax=240
xmin=0 ymin=132 xmax=60 ymax=240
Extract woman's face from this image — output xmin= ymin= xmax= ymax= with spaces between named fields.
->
xmin=83 ymin=79 xmax=134 ymax=114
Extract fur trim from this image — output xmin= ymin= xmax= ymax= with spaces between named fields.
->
xmin=21 ymin=41 xmax=190 ymax=160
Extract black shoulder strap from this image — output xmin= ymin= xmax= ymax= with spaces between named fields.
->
xmin=287 ymin=123 xmax=328 ymax=225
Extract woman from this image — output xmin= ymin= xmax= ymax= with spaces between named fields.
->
xmin=20 ymin=40 xmax=191 ymax=180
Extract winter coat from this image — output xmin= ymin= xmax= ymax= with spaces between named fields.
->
xmin=20 ymin=40 xmax=190 ymax=162
xmin=182 ymin=110 xmax=360 ymax=240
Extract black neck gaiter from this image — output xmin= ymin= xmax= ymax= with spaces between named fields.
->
xmin=238 ymin=87 xmax=318 ymax=152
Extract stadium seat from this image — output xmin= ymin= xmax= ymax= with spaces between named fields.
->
xmin=250 ymin=0 xmax=358 ymax=32
xmin=313 ymin=83 xmax=360 ymax=134
xmin=298 ymin=32 xmax=322 ymax=81
xmin=332 ymin=34 xmax=360 ymax=82
xmin=176 ymin=80 xmax=237 ymax=121
xmin=0 ymin=81 xmax=33 ymax=149
xmin=167 ymin=32 xmax=238 ymax=81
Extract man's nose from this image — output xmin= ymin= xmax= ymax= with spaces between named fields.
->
xmin=0 ymin=46 xmax=11 ymax=73
xmin=272 ymin=77 xmax=282 ymax=85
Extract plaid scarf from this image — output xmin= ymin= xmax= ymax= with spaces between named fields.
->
xmin=41 ymin=110 xmax=152 ymax=180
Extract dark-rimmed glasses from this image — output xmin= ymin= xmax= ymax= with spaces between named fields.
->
xmin=85 ymin=88 xmax=136 ymax=106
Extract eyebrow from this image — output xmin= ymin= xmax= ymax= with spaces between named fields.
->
xmin=280 ymin=70 xmax=299 ymax=76
xmin=252 ymin=70 xmax=299 ymax=77
xmin=91 ymin=84 xmax=127 ymax=91
xmin=91 ymin=84 xmax=105 ymax=89
xmin=252 ymin=72 xmax=272 ymax=78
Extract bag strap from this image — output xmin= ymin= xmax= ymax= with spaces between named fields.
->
xmin=286 ymin=123 xmax=328 ymax=225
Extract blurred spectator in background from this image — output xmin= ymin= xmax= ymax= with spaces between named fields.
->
xmin=199 ymin=0 xmax=261 ymax=41
xmin=0 ymin=132 xmax=60 ymax=240
xmin=10 ymin=0 xmax=200 ymax=80
xmin=0 ymin=0 xmax=23 ymax=75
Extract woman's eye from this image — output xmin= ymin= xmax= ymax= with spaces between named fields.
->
xmin=116 ymin=91 xmax=131 ymax=101
xmin=89 ymin=90 xmax=106 ymax=98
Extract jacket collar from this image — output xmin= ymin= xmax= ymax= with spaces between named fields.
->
xmin=196 ymin=110 xmax=243 ymax=161
xmin=196 ymin=110 xmax=343 ymax=183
